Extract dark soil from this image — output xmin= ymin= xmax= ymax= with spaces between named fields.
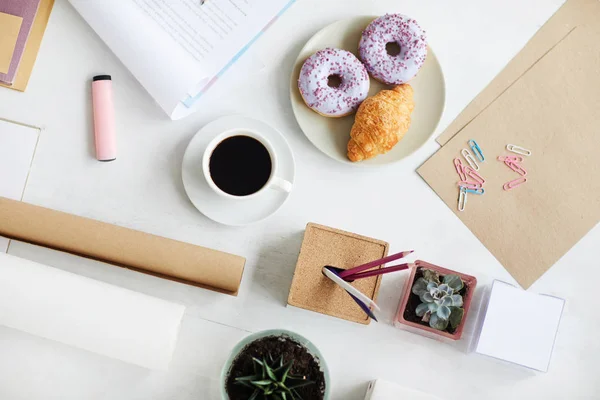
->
xmin=403 ymin=268 xmax=468 ymax=334
xmin=225 ymin=335 xmax=326 ymax=400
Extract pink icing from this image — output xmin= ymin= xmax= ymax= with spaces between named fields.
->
xmin=298 ymin=48 xmax=370 ymax=117
xmin=359 ymin=14 xmax=428 ymax=85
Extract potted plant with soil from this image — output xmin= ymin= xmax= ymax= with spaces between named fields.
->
xmin=396 ymin=260 xmax=477 ymax=340
xmin=221 ymin=329 xmax=330 ymax=400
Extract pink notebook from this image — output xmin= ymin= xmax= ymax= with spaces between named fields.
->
xmin=0 ymin=0 xmax=41 ymax=85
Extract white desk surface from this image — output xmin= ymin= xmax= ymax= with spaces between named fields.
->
xmin=2 ymin=0 xmax=599 ymax=399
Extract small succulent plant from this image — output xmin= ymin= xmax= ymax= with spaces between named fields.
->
xmin=412 ymin=269 xmax=465 ymax=331
xmin=234 ymin=353 xmax=315 ymax=400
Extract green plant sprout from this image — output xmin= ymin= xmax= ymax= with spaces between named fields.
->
xmin=234 ymin=353 xmax=315 ymax=400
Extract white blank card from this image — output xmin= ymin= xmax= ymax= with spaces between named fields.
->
xmin=0 ymin=119 xmax=39 ymax=252
xmin=475 ymin=280 xmax=565 ymax=372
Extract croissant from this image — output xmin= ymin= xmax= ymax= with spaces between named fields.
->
xmin=347 ymin=84 xmax=415 ymax=162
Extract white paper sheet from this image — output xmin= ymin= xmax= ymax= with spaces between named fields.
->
xmin=475 ymin=281 xmax=565 ymax=372
xmin=0 ymin=119 xmax=39 ymax=252
xmin=0 ymin=252 xmax=185 ymax=370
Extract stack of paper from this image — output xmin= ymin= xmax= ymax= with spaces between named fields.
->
xmin=0 ymin=0 xmax=54 ymax=91
xmin=418 ymin=0 xmax=600 ymax=289
xmin=475 ymin=281 xmax=564 ymax=372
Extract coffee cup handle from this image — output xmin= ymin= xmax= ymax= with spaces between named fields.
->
xmin=270 ymin=176 xmax=293 ymax=193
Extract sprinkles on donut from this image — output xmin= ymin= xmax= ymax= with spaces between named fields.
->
xmin=359 ymin=14 xmax=428 ymax=85
xmin=298 ymin=48 xmax=370 ymax=117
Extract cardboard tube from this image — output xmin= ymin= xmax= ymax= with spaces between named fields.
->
xmin=0 ymin=197 xmax=245 ymax=294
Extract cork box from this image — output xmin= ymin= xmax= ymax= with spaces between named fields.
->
xmin=287 ymin=223 xmax=389 ymax=325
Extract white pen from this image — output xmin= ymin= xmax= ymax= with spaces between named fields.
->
xmin=322 ymin=267 xmax=381 ymax=312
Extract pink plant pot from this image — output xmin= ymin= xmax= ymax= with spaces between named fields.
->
xmin=396 ymin=260 xmax=477 ymax=340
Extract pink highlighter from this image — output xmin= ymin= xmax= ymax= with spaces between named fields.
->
xmin=92 ymin=75 xmax=116 ymax=162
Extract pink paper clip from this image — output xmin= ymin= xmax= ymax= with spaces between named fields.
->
xmin=497 ymin=155 xmax=523 ymax=163
xmin=454 ymin=158 xmax=467 ymax=181
xmin=458 ymin=181 xmax=482 ymax=190
xmin=503 ymin=177 xmax=527 ymax=191
xmin=464 ymin=166 xmax=485 ymax=185
xmin=504 ymin=159 xmax=527 ymax=176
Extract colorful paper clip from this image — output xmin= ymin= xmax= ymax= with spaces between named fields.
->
xmin=503 ymin=177 xmax=527 ymax=191
xmin=463 ymin=166 xmax=486 ymax=184
xmin=497 ymin=155 xmax=523 ymax=163
xmin=461 ymin=148 xmax=480 ymax=171
xmin=458 ymin=187 xmax=467 ymax=211
xmin=468 ymin=139 xmax=485 ymax=162
xmin=506 ymin=144 xmax=532 ymax=156
xmin=465 ymin=188 xmax=485 ymax=195
xmin=458 ymin=181 xmax=481 ymax=190
xmin=453 ymin=158 xmax=467 ymax=181
xmin=504 ymin=159 xmax=527 ymax=176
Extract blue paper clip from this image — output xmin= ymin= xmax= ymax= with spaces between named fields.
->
xmin=468 ymin=139 xmax=485 ymax=162
xmin=465 ymin=188 xmax=485 ymax=195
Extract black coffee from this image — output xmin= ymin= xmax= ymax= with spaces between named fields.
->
xmin=209 ymin=135 xmax=272 ymax=196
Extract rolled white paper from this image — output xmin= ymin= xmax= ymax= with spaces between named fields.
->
xmin=0 ymin=252 xmax=185 ymax=370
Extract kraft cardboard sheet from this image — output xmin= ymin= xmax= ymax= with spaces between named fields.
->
xmin=437 ymin=0 xmax=600 ymax=145
xmin=418 ymin=24 xmax=600 ymax=288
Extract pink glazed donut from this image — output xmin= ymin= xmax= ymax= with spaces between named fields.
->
xmin=298 ymin=48 xmax=370 ymax=118
xmin=359 ymin=14 xmax=428 ymax=85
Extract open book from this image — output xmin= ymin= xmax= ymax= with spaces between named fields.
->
xmin=69 ymin=0 xmax=296 ymax=119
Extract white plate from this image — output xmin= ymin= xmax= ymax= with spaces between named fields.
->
xmin=182 ymin=116 xmax=295 ymax=226
xmin=290 ymin=16 xmax=446 ymax=166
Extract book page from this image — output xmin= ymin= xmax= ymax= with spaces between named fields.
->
xmin=69 ymin=0 xmax=209 ymax=119
xmin=131 ymin=0 xmax=292 ymax=78
xmin=0 ymin=120 xmax=39 ymax=252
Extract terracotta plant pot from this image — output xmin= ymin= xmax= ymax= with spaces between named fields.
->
xmin=396 ymin=260 xmax=477 ymax=340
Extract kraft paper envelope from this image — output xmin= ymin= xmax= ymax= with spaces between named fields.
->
xmin=418 ymin=25 xmax=600 ymax=289
xmin=0 ymin=0 xmax=54 ymax=92
xmin=0 ymin=13 xmax=23 ymax=74
xmin=437 ymin=0 xmax=600 ymax=145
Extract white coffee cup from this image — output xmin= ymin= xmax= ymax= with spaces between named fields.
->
xmin=202 ymin=129 xmax=293 ymax=199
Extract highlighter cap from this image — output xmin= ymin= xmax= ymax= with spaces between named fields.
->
xmin=93 ymin=74 xmax=112 ymax=82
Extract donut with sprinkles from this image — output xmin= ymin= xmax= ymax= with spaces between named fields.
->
xmin=298 ymin=48 xmax=370 ymax=118
xmin=359 ymin=14 xmax=428 ymax=85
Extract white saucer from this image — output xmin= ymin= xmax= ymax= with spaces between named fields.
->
xmin=290 ymin=16 xmax=446 ymax=166
xmin=182 ymin=116 xmax=295 ymax=226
